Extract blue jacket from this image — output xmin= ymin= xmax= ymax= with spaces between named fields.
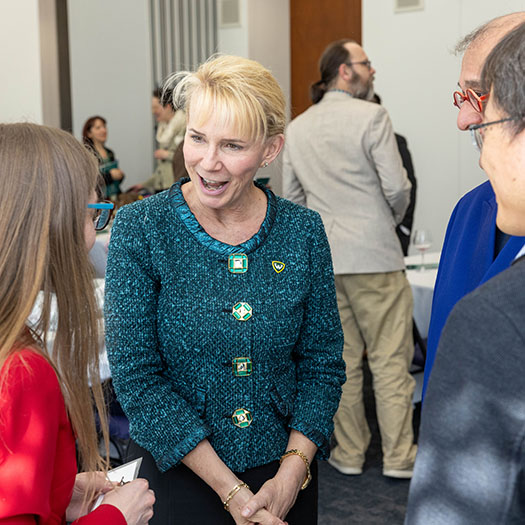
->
xmin=105 ymin=180 xmax=345 ymax=473
xmin=422 ymin=181 xmax=525 ymax=398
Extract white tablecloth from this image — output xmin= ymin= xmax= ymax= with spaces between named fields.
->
xmin=405 ymin=252 xmax=440 ymax=339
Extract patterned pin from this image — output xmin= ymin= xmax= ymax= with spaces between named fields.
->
xmin=232 ymin=302 xmax=252 ymax=321
xmin=232 ymin=408 xmax=253 ymax=428
xmin=272 ymin=261 xmax=285 ymax=273
xmin=228 ymin=253 xmax=248 ymax=274
xmin=232 ymin=357 xmax=253 ymax=377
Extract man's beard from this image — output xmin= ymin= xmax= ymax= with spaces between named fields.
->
xmin=350 ymin=72 xmax=375 ymax=100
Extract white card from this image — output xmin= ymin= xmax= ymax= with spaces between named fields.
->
xmin=91 ymin=457 xmax=143 ymax=511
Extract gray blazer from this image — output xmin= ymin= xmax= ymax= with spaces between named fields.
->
xmin=405 ymin=256 xmax=525 ymax=524
xmin=283 ymin=91 xmax=411 ymax=274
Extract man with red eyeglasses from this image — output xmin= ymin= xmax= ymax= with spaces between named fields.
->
xmin=422 ymin=11 xmax=525 ymax=400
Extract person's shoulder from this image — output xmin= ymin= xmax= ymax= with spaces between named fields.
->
xmin=3 ymin=349 xmax=59 ymax=392
xmin=470 ymin=256 xmax=525 ymax=303
xmin=456 ymin=180 xmax=494 ymax=209
xmin=286 ymin=106 xmax=314 ymax=132
xmin=275 ymin=194 xmax=321 ymax=223
xmin=351 ymin=98 xmax=384 ymax=114
xmin=444 ymin=180 xmax=494 ymax=233
xmin=449 ymin=257 xmax=525 ymax=337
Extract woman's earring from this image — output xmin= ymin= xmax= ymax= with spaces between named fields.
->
xmin=262 ymin=161 xmax=269 ymax=168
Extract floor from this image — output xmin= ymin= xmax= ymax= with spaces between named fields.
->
xmin=317 ymin=361 xmax=422 ymax=524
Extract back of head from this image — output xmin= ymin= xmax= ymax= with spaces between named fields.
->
xmin=0 ymin=123 xmax=98 ymax=352
xmin=456 ymin=11 xmax=525 ymax=55
xmin=168 ymin=54 xmax=286 ymax=142
xmin=482 ymin=21 xmax=525 ymax=136
xmin=310 ymin=39 xmax=354 ymax=104
xmin=0 ymin=123 xmax=106 ymax=475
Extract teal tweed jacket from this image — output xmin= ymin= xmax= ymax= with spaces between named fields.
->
xmin=105 ymin=180 xmax=345 ymax=473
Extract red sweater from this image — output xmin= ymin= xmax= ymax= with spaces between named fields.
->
xmin=0 ymin=349 xmax=126 ymax=524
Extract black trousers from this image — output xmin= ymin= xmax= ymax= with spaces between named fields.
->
xmin=127 ymin=440 xmax=318 ymax=524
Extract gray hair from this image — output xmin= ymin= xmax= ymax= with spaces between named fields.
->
xmin=455 ymin=11 xmax=525 ymax=55
xmin=481 ymin=21 xmax=525 ymax=136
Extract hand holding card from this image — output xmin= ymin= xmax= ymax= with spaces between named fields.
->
xmin=92 ymin=457 xmax=143 ymax=510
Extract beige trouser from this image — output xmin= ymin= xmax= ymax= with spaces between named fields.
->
xmin=331 ymin=271 xmax=417 ymax=471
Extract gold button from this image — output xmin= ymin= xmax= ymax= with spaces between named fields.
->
xmin=232 ymin=408 xmax=252 ymax=428
xmin=232 ymin=302 xmax=252 ymax=321
xmin=232 ymin=357 xmax=253 ymax=377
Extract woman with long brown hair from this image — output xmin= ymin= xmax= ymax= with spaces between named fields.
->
xmin=0 ymin=123 xmax=154 ymax=523
xmin=82 ymin=116 xmax=125 ymax=199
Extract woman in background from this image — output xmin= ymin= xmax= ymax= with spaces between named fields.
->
xmin=0 ymin=123 xmax=154 ymax=523
xmin=82 ymin=115 xmax=125 ymax=199
xmin=105 ymin=55 xmax=345 ymax=524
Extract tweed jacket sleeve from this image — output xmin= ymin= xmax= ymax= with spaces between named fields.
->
xmin=105 ymin=206 xmax=211 ymax=472
xmin=288 ymin=212 xmax=346 ymax=454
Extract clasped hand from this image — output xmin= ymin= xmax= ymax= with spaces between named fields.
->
xmin=227 ymin=475 xmax=302 ymax=525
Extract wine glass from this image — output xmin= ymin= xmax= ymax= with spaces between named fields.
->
xmin=413 ymin=230 xmax=432 ymax=271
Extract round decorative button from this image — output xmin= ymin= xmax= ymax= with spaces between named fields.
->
xmin=232 ymin=302 xmax=252 ymax=321
xmin=232 ymin=408 xmax=252 ymax=428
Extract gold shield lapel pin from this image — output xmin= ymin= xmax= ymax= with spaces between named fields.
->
xmin=272 ymin=261 xmax=285 ymax=273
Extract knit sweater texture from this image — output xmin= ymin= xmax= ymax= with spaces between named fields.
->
xmin=105 ymin=180 xmax=345 ymax=473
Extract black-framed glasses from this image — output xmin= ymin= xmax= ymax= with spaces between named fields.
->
xmin=348 ymin=60 xmax=372 ymax=70
xmin=469 ymin=117 xmax=515 ymax=151
xmin=87 ymin=201 xmax=114 ymax=231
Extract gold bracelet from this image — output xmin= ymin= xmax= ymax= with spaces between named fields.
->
xmin=280 ymin=449 xmax=312 ymax=490
xmin=222 ymin=481 xmax=249 ymax=511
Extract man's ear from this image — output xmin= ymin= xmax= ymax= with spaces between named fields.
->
xmin=338 ymin=62 xmax=353 ymax=82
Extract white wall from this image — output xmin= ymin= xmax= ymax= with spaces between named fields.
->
xmin=68 ymin=0 xmax=154 ymax=186
xmin=217 ymin=0 xmax=249 ymax=57
xmin=363 ymin=0 xmax=525 ymax=252
xmin=218 ymin=0 xmax=291 ymax=194
xmin=0 ymin=0 xmax=43 ymax=124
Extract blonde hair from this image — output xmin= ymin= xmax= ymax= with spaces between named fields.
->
xmin=167 ymin=54 xmax=286 ymax=142
xmin=0 ymin=123 xmax=109 ymax=484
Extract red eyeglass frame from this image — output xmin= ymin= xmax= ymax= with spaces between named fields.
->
xmin=453 ymin=88 xmax=488 ymax=112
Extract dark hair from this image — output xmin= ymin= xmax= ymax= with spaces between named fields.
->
xmin=153 ymin=85 xmax=175 ymax=110
xmin=82 ymin=115 xmax=106 ymax=146
xmin=310 ymin=39 xmax=355 ymax=104
xmin=481 ymin=21 xmax=525 ymax=136
xmin=371 ymin=93 xmax=381 ymax=105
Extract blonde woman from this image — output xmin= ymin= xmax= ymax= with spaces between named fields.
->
xmin=0 ymin=123 xmax=154 ymax=523
xmin=105 ymin=56 xmax=345 ymax=524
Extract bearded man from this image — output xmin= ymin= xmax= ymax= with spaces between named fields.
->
xmin=283 ymin=39 xmax=415 ymax=478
